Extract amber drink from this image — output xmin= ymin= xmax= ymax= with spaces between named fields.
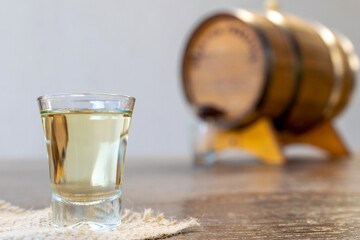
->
xmin=38 ymin=93 xmax=135 ymax=229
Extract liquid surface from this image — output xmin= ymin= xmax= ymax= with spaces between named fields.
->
xmin=41 ymin=110 xmax=132 ymax=203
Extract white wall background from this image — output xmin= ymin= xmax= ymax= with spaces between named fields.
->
xmin=0 ymin=0 xmax=359 ymax=160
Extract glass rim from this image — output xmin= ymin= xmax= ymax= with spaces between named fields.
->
xmin=37 ymin=92 xmax=136 ymax=102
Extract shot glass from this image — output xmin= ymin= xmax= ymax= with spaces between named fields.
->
xmin=38 ymin=93 xmax=135 ymax=229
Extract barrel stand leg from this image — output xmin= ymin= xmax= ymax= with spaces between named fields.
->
xmin=214 ymin=118 xmax=286 ymax=165
xmin=279 ymin=121 xmax=350 ymax=158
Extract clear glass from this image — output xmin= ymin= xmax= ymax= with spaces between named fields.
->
xmin=38 ymin=93 xmax=135 ymax=230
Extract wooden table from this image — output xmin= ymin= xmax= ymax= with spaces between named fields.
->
xmin=1 ymin=156 xmax=360 ymax=239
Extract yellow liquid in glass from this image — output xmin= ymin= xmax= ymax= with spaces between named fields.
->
xmin=41 ymin=110 xmax=132 ymax=203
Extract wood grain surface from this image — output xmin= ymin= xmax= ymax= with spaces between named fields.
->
xmin=1 ymin=156 xmax=360 ymax=239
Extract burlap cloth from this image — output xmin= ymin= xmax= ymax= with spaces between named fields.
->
xmin=0 ymin=200 xmax=199 ymax=240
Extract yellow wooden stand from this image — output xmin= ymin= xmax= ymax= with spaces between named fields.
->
xmin=213 ymin=118 xmax=349 ymax=165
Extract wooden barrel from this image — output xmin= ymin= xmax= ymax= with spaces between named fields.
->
xmin=327 ymin=33 xmax=358 ymax=118
xmin=182 ymin=9 xmax=357 ymax=133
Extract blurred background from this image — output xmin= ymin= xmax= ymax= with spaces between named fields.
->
xmin=0 ymin=0 xmax=359 ymax=161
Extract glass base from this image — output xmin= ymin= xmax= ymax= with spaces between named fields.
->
xmin=52 ymin=195 xmax=122 ymax=230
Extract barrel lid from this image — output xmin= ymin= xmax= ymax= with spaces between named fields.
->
xmin=182 ymin=13 xmax=268 ymax=128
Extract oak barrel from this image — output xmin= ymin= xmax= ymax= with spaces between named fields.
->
xmin=182 ymin=9 xmax=357 ymax=133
